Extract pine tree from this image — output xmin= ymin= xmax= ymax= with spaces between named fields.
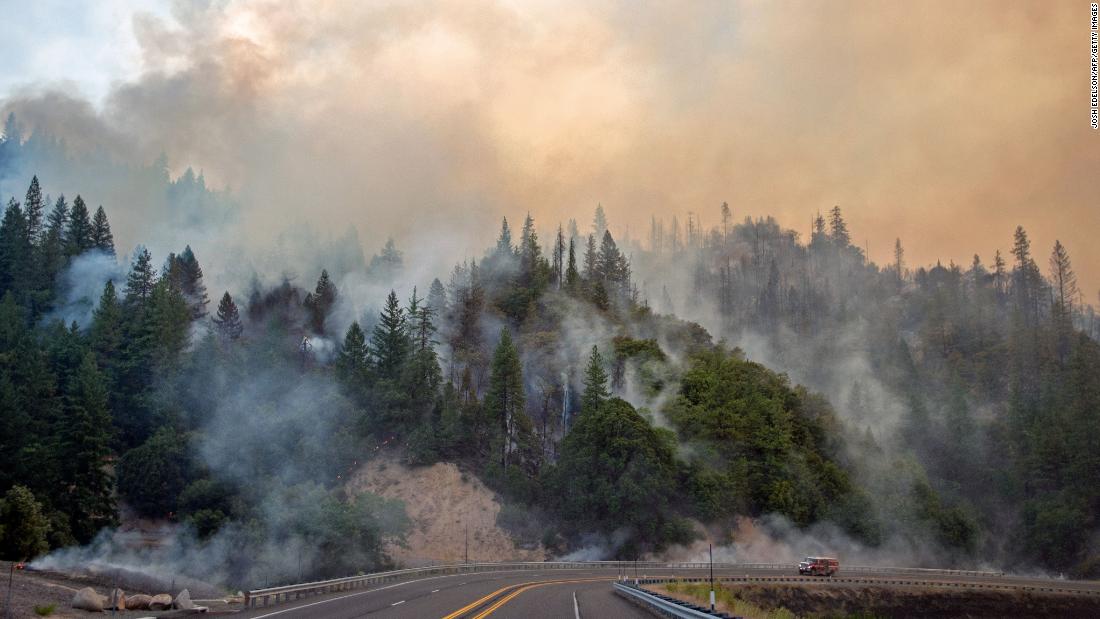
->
xmin=893 ymin=238 xmax=905 ymax=282
xmin=0 ymin=198 xmax=31 ymax=296
xmin=306 ymin=269 xmax=337 ymax=333
xmin=65 ymin=195 xmax=93 ymax=256
xmin=45 ymin=195 xmax=68 ymax=240
xmin=212 ymin=291 xmax=243 ymax=340
xmin=597 ymin=230 xmax=624 ymax=288
xmin=371 ymin=290 xmax=409 ymax=380
xmin=406 ymin=291 xmax=442 ymax=418
xmin=553 ymin=225 xmax=566 ymax=289
xmin=368 ymin=238 xmax=403 ymax=281
xmin=720 ymin=201 xmax=732 ymax=238
xmin=427 ymin=278 xmax=447 ymax=316
xmin=59 ymin=353 xmax=117 ymax=542
xmin=147 ymin=279 xmax=191 ymax=371
xmin=175 ymin=246 xmax=209 ymax=320
xmin=565 ymin=237 xmax=580 ymax=292
xmin=580 ymin=345 xmax=610 ymax=414
xmin=1049 ymin=240 xmax=1079 ymax=360
xmin=124 ymin=247 xmax=157 ymax=307
xmin=496 ymin=217 xmax=514 ymax=256
xmin=485 ymin=329 xmax=528 ymax=468
xmin=90 ymin=281 xmax=123 ymax=377
xmin=592 ymin=203 xmax=608 ymax=239
xmin=828 ymin=206 xmax=850 ymax=246
xmin=24 ymin=176 xmax=44 ymax=245
xmin=582 ymin=234 xmax=597 ymax=283
xmin=336 ymin=321 xmax=370 ymax=385
xmin=90 ymin=206 xmax=115 ymax=256
xmin=1049 ymin=240 xmax=1078 ymax=320
xmin=519 ymin=213 xmax=542 ymax=281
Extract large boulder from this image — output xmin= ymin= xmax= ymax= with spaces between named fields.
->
xmin=174 ymin=588 xmax=194 ymax=610
xmin=71 ymin=587 xmax=104 ymax=612
xmin=149 ymin=593 xmax=174 ymax=610
xmin=126 ymin=594 xmax=153 ymax=610
xmin=106 ymin=588 xmax=126 ymax=610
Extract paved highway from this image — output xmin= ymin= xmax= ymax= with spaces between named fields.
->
xmin=237 ymin=566 xmax=1100 ymax=618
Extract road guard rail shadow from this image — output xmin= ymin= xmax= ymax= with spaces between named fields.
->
xmin=243 ymin=561 xmax=1013 ymax=608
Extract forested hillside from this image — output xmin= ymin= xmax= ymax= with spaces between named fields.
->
xmin=0 ymin=118 xmax=1097 ymax=588
xmin=633 ymin=205 xmax=1100 ymax=574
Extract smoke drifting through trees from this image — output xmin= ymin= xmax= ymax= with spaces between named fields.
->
xmin=0 ymin=1 xmax=1097 ymax=583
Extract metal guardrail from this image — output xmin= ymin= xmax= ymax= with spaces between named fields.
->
xmin=613 ymin=581 xmax=730 ymax=618
xmin=635 ymin=575 xmax=1100 ymax=596
xmin=243 ymin=560 xmax=1009 ymax=608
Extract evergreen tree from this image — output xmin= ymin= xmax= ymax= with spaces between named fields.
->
xmin=580 ymin=345 xmax=610 ymax=414
xmin=90 ymin=281 xmax=123 ymax=378
xmin=0 ymin=198 xmax=31 ymax=296
xmin=485 ymin=329 xmax=529 ymax=468
xmin=90 ymin=206 xmax=115 ymax=256
xmin=336 ymin=321 xmax=370 ymax=386
xmin=147 ymin=279 xmax=191 ymax=372
xmin=174 ymin=245 xmax=209 ymax=318
xmin=893 ymin=238 xmax=905 ymax=282
xmin=371 ymin=290 xmax=409 ymax=381
xmin=426 ymin=278 xmax=447 ymax=316
xmin=38 ymin=195 xmax=69 ymax=297
xmin=59 ymin=353 xmax=117 ymax=542
xmin=565 ymin=237 xmax=579 ymax=292
xmin=519 ymin=213 xmax=542 ymax=281
xmin=592 ymin=203 xmax=608 ymax=239
xmin=828 ymin=205 xmax=850 ymax=246
xmin=24 ymin=175 xmax=44 ymax=245
xmin=405 ymin=290 xmax=442 ymax=420
xmin=582 ymin=234 xmax=597 ymax=283
xmin=45 ymin=194 xmax=68 ymax=238
xmin=124 ymin=247 xmax=157 ymax=307
xmin=0 ymin=485 xmax=50 ymax=560
xmin=496 ymin=217 xmax=514 ymax=256
xmin=65 ymin=195 xmax=93 ymax=256
xmin=1048 ymin=240 xmax=1078 ymax=321
xmin=552 ymin=225 xmax=565 ymax=289
xmin=720 ymin=201 xmax=732 ymax=238
xmin=368 ymin=238 xmax=403 ymax=281
xmin=307 ymin=269 xmax=337 ymax=333
xmin=212 ymin=291 xmax=243 ymax=340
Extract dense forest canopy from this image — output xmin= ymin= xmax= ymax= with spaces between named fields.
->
xmin=0 ymin=117 xmax=1098 ymax=588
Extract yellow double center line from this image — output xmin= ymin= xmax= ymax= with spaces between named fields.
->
xmin=441 ymin=577 xmax=608 ymax=619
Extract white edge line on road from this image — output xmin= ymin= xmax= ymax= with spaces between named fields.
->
xmin=573 ymin=590 xmax=581 ymax=619
xmin=431 ymin=589 xmax=440 ymax=593
xmin=391 ymin=600 xmax=405 ymax=606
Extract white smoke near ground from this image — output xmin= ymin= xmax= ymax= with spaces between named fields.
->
xmin=46 ymin=249 xmax=125 ymax=328
xmin=661 ymin=515 xmax=951 ymax=569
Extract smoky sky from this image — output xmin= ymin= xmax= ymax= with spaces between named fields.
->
xmin=2 ymin=0 xmax=1097 ymax=296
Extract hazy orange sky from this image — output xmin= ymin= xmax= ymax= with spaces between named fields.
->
xmin=3 ymin=1 xmax=1098 ymax=297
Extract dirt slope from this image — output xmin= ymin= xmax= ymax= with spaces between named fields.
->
xmin=346 ymin=455 xmax=545 ymax=566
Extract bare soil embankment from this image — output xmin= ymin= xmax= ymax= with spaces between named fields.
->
xmin=346 ymin=454 xmax=545 ymax=566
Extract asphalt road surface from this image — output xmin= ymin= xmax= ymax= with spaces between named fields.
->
xmin=237 ymin=566 xmax=1100 ymax=619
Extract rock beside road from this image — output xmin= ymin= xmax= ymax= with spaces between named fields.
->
xmin=175 ymin=587 xmax=195 ymax=609
xmin=71 ymin=587 xmax=104 ymax=612
xmin=150 ymin=592 xmax=174 ymax=609
xmin=127 ymin=593 xmax=153 ymax=609
xmin=106 ymin=587 xmax=126 ymax=610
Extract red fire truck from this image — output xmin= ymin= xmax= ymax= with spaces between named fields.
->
xmin=798 ymin=556 xmax=839 ymax=576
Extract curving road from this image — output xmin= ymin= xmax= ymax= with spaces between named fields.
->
xmin=237 ymin=566 xmax=1100 ymax=618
